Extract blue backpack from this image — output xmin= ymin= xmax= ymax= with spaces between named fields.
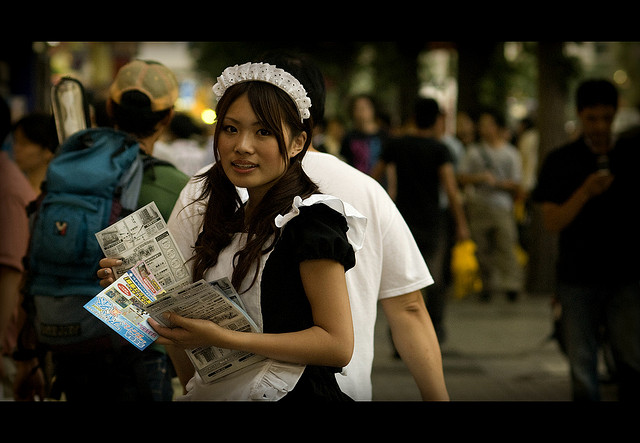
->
xmin=25 ymin=127 xmax=147 ymax=345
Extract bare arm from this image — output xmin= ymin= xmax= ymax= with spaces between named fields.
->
xmin=165 ymin=344 xmax=194 ymax=394
xmin=0 ymin=266 xmax=22 ymax=352
xmin=457 ymin=169 xmax=496 ymax=188
xmin=149 ymin=259 xmax=354 ymax=368
xmin=381 ymin=290 xmax=450 ymax=401
xmin=541 ymin=171 xmax=614 ymax=232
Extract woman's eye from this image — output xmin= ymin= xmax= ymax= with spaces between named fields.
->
xmin=223 ymin=125 xmax=237 ymax=134
xmin=257 ymin=128 xmax=272 ymax=137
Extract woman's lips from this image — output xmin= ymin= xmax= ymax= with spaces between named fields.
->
xmin=231 ymin=160 xmax=257 ymax=172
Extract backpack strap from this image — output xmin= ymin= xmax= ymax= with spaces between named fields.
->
xmin=142 ymin=155 xmax=174 ymax=180
xmin=115 ymin=153 xmax=145 ymax=218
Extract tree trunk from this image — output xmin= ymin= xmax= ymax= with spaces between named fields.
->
xmin=526 ymin=42 xmax=569 ymax=294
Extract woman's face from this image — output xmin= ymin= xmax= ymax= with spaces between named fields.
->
xmin=217 ymin=93 xmax=304 ymax=201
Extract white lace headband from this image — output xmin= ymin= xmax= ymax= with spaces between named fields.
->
xmin=212 ymin=62 xmax=312 ymax=122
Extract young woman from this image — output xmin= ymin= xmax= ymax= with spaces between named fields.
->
xmin=142 ymin=63 xmax=365 ymax=401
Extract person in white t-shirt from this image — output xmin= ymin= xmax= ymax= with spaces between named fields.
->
xmin=98 ymin=53 xmax=449 ymax=401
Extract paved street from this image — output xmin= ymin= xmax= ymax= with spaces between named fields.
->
xmin=371 ymin=292 xmax=617 ymax=401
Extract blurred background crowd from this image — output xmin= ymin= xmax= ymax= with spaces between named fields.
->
xmin=3 ymin=41 xmax=639 ymax=295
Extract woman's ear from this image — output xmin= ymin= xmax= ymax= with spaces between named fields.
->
xmin=289 ymin=131 xmax=307 ymax=158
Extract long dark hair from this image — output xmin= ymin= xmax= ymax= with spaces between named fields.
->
xmin=190 ymin=81 xmax=318 ymax=291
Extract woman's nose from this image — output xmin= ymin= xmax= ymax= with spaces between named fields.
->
xmin=234 ymin=132 xmax=254 ymax=154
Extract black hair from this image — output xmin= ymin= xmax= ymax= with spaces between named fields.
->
xmin=257 ymin=51 xmax=326 ymax=128
xmin=192 ymin=81 xmax=317 ymax=290
xmin=576 ymin=79 xmax=619 ymax=112
xmin=478 ymin=106 xmax=507 ymax=129
xmin=0 ymin=96 xmax=10 ymax=143
xmin=414 ymin=97 xmax=440 ymax=129
xmin=110 ymin=90 xmax=172 ymax=138
xmin=12 ymin=112 xmax=58 ymax=153
xmin=348 ymin=94 xmax=379 ymax=119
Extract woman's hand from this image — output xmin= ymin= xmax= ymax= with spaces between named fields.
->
xmin=96 ymin=257 xmax=122 ymax=287
xmin=148 ymin=313 xmax=230 ymax=349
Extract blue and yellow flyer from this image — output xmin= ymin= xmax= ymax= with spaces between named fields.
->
xmin=84 ymin=261 xmax=165 ymax=350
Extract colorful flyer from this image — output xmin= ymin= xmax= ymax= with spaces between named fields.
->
xmin=84 ymin=261 xmax=165 ymax=350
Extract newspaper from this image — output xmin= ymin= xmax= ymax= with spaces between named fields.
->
xmin=95 ymin=201 xmax=191 ymax=291
xmin=145 ymin=279 xmax=265 ymax=383
xmin=84 ymin=260 xmax=265 ymax=382
xmin=90 ymin=202 xmax=264 ymax=381
xmin=83 ymin=261 xmax=165 ymax=350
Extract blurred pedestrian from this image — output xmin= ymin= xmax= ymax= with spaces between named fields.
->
xmin=371 ymin=97 xmax=470 ymax=343
xmin=314 ymin=116 xmax=345 ymax=159
xmin=437 ymin=106 xmax=466 ymax=291
xmin=14 ymin=60 xmax=188 ymax=401
xmin=457 ymin=107 xmax=524 ymax=302
xmin=0 ymin=98 xmax=40 ymax=400
xmin=514 ymin=116 xmax=539 ymax=196
xmin=532 ymin=79 xmax=640 ymax=401
xmin=514 ymin=115 xmax=539 ymax=252
xmin=340 ymin=94 xmax=388 ymax=176
xmin=456 ymin=110 xmax=477 ymax=147
xmin=11 ymin=112 xmax=57 ymax=194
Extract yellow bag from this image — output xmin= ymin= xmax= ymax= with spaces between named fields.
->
xmin=450 ymin=239 xmax=482 ymax=299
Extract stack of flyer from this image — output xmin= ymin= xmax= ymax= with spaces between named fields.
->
xmin=84 ymin=260 xmax=165 ymax=350
xmin=84 ymin=202 xmax=266 ymax=382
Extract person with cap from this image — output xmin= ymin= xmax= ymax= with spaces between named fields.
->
xmin=107 ymin=59 xmax=190 ymax=221
xmin=13 ymin=59 xmax=189 ymax=401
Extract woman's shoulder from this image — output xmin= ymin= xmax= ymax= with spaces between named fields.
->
xmin=275 ymin=195 xmax=366 ymax=253
xmin=274 ymin=196 xmax=359 ymax=270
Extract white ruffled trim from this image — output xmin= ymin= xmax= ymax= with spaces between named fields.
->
xmin=212 ymin=62 xmax=312 ymax=122
xmin=274 ymin=195 xmax=367 ymax=252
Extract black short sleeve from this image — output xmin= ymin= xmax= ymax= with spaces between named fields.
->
xmin=260 ymin=202 xmax=356 ymax=334
xmin=283 ymin=204 xmax=356 ymax=272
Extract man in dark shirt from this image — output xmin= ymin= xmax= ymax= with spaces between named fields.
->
xmin=532 ymin=79 xmax=640 ymax=401
xmin=371 ymin=98 xmax=469 ymax=343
